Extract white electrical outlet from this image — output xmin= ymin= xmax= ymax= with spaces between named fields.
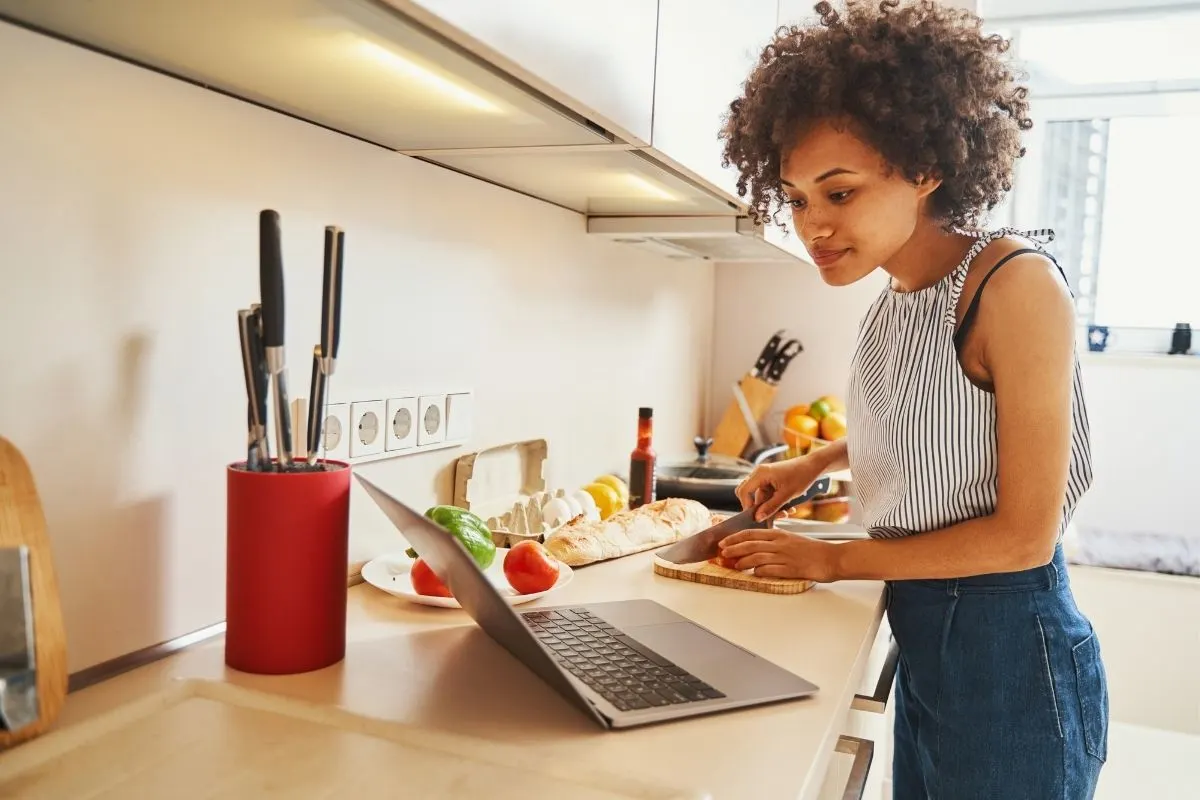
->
xmin=349 ymin=400 xmax=386 ymax=458
xmin=445 ymin=391 xmax=473 ymax=441
xmin=385 ymin=396 xmax=418 ymax=451
xmin=417 ymin=394 xmax=446 ymax=445
xmin=322 ymin=402 xmax=350 ymax=462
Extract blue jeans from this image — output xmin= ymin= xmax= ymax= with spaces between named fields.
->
xmin=886 ymin=546 xmax=1109 ymax=799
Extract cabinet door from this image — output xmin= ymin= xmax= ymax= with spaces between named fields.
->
xmin=406 ymin=0 xmax=659 ymax=144
xmin=650 ymin=0 xmax=779 ymax=199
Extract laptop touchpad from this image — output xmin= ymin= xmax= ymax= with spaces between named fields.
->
xmin=630 ymin=622 xmax=760 ymax=672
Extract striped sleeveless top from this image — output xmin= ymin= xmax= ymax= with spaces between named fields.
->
xmin=845 ymin=228 xmax=1094 ymax=540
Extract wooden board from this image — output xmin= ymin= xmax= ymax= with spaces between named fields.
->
xmin=0 ymin=437 xmax=68 ymax=750
xmin=652 ymin=554 xmax=814 ymax=594
xmin=710 ymin=375 xmax=778 ymax=459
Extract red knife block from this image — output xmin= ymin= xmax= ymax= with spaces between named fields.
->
xmin=225 ymin=460 xmax=350 ymax=675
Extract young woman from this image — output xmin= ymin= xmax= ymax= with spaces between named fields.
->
xmin=716 ymin=2 xmax=1109 ymax=797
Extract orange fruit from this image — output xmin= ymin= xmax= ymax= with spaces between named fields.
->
xmin=784 ymin=403 xmax=810 ymax=423
xmin=820 ymin=411 xmax=847 ymax=441
xmin=784 ymin=413 xmax=820 ymax=448
xmin=808 ymin=399 xmax=832 ymax=421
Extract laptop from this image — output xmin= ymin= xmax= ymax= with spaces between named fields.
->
xmin=356 ymin=474 xmax=819 ymax=730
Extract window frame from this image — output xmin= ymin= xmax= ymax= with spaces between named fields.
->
xmin=1009 ymin=87 xmax=1200 ymax=360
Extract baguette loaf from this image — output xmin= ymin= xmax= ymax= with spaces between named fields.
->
xmin=544 ymin=497 xmax=711 ymax=566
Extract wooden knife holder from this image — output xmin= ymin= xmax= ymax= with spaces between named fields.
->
xmin=709 ymin=375 xmax=778 ymax=459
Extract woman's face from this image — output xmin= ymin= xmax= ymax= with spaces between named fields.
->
xmin=779 ymin=121 xmax=940 ymax=286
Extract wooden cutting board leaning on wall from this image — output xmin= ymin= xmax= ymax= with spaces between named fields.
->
xmin=0 ymin=436 xmax=68 ymax=749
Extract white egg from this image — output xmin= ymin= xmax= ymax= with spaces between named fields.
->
xmin=542 ymin=497 xmax=574 ymax=529
xmin=563 ymin=494 xmax=583 ymax=517
xmin=572 ymin=489 xmax=598 ymax=515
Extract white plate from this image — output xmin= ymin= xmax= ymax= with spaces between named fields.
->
xmin=360 ymin=548 xmax=574 ymax=609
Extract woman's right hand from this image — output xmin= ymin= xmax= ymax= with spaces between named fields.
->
xmin=735 ymin=455 xmax=826 ymax=522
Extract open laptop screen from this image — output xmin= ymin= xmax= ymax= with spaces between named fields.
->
xmin=355 ymin=474 xmax=607 ymax=726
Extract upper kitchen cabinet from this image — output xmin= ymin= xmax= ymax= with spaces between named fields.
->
xmin=0 ymin=0 xmax=610 ymax=151
xmin=647 ymin=0 xmax=779 ymax=201
xmin=398 ymin=0 xmax=659 ymax=145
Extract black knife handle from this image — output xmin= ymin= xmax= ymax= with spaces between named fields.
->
xmin=753 ymin=329 xmax=786 ymax=375
xmin=321 ymin=226 xmax=344 ymax=364
xmin=259 ymin=209 xmax=286 ymax=350
xmin=781 ymin=476 xmax=831 ymax=511
xmin=766 ymin=338 xmax=803 ymax=383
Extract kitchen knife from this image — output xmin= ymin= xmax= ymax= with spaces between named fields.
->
xmin=749 ymin=329 xmax=787 ymax=378
xmin=236 ymin=308 xmax=264 ymax=470
xmin=305 ymin=345 xmax=325 ymax=464
xmin=654 ymin=476 xmax=832 ymax=565
xmin=306 ymin=226 xmax=344 ymax=466
xmin=259 ymin=209 xmax=293 ymax=470
xmin=765 ymin=338 xmax=803 ymax=384
xmin=248 ymin=304 xmax=270 ymax=466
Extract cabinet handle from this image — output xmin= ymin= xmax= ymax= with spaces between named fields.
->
xmin=851 ymin=636 xmax=900 ymax=714
xmin=835 ymin=735 xmax=875 ymax=800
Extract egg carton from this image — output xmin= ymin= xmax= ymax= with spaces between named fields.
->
xmin=485 ymin=488 xmax=601 ymax=547
xmin=451 ymin=438 xmax=600 ymax=549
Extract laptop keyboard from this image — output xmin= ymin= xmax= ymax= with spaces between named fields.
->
xmin=521 ymin=608 xmax=727 ymax=712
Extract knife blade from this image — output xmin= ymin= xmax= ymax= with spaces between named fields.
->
xmin=259 ymin=209 xmax=293 ymax=470
xmin=248 ymin=304 xmax=270 ymax=466
xmin=749 ymin=329 xmax=787 ymax=378
xmin=307 ymin=226 xmax=344 ymax=466
xmin=237 ymin=308 xmax=264 ymax=470
xmin=765 ymin=338 xmax=803 ymax=384
xmin=655 ymin=476 xmax=832 ymax=565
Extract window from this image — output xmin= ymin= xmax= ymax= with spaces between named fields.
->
xmin=1002 ymin=8 xmax=1200 ymax=351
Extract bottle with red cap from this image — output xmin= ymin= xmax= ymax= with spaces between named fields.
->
xmin=628 ymin=407 xmax=657 ymax=509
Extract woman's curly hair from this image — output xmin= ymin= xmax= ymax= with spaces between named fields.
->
xmin=720 ymin=0 xmax=1031 ymax=231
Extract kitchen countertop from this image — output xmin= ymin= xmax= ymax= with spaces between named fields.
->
xmin=6 ymin=550 xmax=887 ymax=800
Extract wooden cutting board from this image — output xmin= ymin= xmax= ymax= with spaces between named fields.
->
xmin=652 ymin=554 xmax=814 ymax=594
xmin=0 ymin=436 xmax=68 ymax=749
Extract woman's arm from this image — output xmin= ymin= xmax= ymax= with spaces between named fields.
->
xmin=808 ymin=437 xmax=850 ymax=474
xmin=830 ymin=253 xmax=1078 ymax=580
xmin=721 ymin=253 xmax=1079 ymax=581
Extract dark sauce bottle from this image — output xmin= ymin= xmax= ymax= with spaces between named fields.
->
xmin=628 ymin=407 xmax=657 ymax=509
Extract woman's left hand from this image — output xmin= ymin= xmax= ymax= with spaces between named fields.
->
xmin=718 ymin=529 xmax=838 ymax=582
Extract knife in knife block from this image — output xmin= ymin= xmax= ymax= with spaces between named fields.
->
xmin=710 ymin=375 xmax=778 ymax=459
xmin=0 ymin=436 xmax=68 ymax=749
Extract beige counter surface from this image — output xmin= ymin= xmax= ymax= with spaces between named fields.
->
xmin=2 ymin=550 xmax=887 ymax=800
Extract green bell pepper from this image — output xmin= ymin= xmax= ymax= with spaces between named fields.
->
xmin=405 ymin=504 xmax=496 ymax=570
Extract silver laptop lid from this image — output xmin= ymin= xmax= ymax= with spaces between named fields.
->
xmin=354 ymin=474 xmax=607 ymax=727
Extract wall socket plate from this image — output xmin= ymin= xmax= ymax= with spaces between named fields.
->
xmin=286 ymin=389 xmax=471 ymax=466
xmin=349 ymin=399 xmax=386 ymax=459
xmin=385 ymin=396 xmax=418 ymax=451
xmin=323 ymin=402 xmax=350 ymax=461
xmin=445 ymin=392 xmax=473 ymax=441
xmin=417 ymin=394 xmax=447 ymax=446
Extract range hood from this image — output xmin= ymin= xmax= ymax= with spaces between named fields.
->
xmin=0 ymin=0 xmax=808 ymax=260
xmin=587 ymin=216 xmax=811 ymax=263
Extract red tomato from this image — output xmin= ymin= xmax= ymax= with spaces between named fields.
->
xmin=707 ymin=554 xmax=740 ymax=570
xmin=410 ymin=557 xmax=452 ymax=597
xmin=503 ymin=541 xmax=561 ymax=595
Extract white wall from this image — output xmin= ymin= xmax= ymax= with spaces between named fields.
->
xmin=709 ymin=255 xmax=886 ymax=441
xmin=0 ymin=22 xmax=715 ymax=673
